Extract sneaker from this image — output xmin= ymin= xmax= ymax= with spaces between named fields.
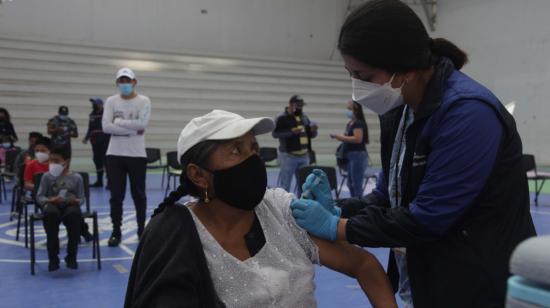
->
xmin=108 ymin=232 xmax=121 ymax=247
xmin=48 ymin=257 xmax=60 ymax=272
xmin=82 ymin=231 xmax=94 ymax=243
xmin=64 ymin=255 xmax=78 ymax=270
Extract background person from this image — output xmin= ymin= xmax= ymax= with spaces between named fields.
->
xmin=0 ymin=107 xmax=18 ymax=146
xmin=83 ymin=97 xmax=110 ymax=187
xmin=273 ymin=95 xmax=318 ymax=192
xmin=330 ymin=101 xmax=369 ymax=198
xmin=37 ymin=146 xmax=84 ymax=271
xmin=102 ymin=67 xmax=151 ymax=246
xmin=47 ymin=106 xmax=78 ymax=158
xmin=24 ymin=137 xmax=51 ymax=192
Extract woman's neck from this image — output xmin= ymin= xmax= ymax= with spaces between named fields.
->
xmin=194 ymin=199 xmax=255 ymax=235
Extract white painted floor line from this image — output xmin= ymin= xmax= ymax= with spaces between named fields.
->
xmin=0 ymin=256 xmax=133 ymax=263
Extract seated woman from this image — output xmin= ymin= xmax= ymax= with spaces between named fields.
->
xmin=125 ymin=110 xmax=396 ymax=308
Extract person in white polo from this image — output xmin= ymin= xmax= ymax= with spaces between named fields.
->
xmin=102 ymin=68 xmax=151 ymax=247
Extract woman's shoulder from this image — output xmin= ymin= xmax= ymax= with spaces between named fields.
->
xmin=353 ymin=119 xmax=367 ymax=127
xmin=260 ymin=188 xmax=295 ymax=219
xmin=147 ymin=204 xmax=196 ymax=236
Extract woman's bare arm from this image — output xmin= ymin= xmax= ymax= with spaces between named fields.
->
xmin=312 ymin=237 xmax=397 ymax=308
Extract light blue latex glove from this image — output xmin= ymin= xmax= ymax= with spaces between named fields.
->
xmin=291 ymin=199 xmax=339 ymax=241
xmin=301 ymin=169 xmax=341 ymax=217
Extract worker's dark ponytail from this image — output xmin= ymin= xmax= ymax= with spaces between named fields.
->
xmin=152 ymin=140 xmax=221 ymax=216
xmin=338 ymin=0 xmax=468 ymax=72
xmin=430 ymin=38 xmax=468 ymax=70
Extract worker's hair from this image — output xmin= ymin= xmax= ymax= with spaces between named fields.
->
xmin=153 ymin=140 xmax=221 ymax=216
xmin=338 ymin=0 xmax=468 ymax=72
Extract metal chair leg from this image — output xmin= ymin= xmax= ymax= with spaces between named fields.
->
xmin=2 ymin=178 xmax=7 ymax=201
xmin=16 ymin=204 xmax=22 ymax=241
xmin=24 ymin=205 xmax=28 ymax=248
xmin=161 ymin=167 xmax=166 ymax=189
xmin=93 ymin=214 xmax=101 ymax=270
xmin=30 ymin=216 xmax=35 ymax=275
xmin=11 ymin=187 xmax=17 ymax=218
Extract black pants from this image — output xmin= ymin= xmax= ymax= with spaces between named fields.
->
xmin=106 ymin=155 xmax=147 ymax=232
xmin=91 ymin=135 xmax=109 ymax=173
xmin=43 ymin=204 xmax=81 ymax=259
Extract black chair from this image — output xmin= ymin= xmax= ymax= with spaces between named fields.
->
xmin=165 ymin=151 xmax=182 ymax=197
xmin=523 ymin=154 xmax=550 ymax=207
xmin=11 ymin=160 xmax=26 ymax=221
xmin=362 ymin=167 xmax=381 ymax=193
xmin=146 ymin=148 xmax=168 ymax=188
xmin=1 ymin=148 xmax=21 ymax=201
xmin=337 ymin=167 xmax=348 ymax=197
xmin=259 ymin=147 xmax=278 ymax=168
xmin=295 ymin=165 xmax=340 ymax=199
xmin=29 ymin=172 xmax=101 ymax=275
xmin=15 ymin=164 xmax=38 ymax=247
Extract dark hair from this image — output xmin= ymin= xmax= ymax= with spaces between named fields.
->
xmin=0 ymin=108 xmax=10 ymax=122
xmin=351 ymin=101 xmax=366 ymax=123
xmin=338 ymin=0 xmax=468 ymax=72
xmin=153 ymin=140 xmax=221 ymax=216
xmin=50 ymin=146 xmax=71 ymax=160
xmin=35 ymin=137 xmax=52 ymax=150
xmin=29 ymin=132 xmax=42 ymax=140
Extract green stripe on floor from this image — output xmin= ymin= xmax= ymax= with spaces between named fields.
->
xmin=529 ymin=180 xmax=550 ymax=194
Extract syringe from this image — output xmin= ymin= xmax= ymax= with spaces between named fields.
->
xmin=300 ymin=175 xmax=321 ymax=199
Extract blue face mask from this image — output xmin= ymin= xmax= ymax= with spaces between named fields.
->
xmin=1 ymin=142 xmax=11 ymax=149
xmin=345 ymin=110 xmax=354 ymax=119
xmin=118 ymin=83 xmax=134 ymax=96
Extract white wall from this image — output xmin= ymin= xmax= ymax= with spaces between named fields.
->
xmin=428 ymin=0 xmax=550 ymax=164
xmin=0 ymin=0 xmax=347 ymax=61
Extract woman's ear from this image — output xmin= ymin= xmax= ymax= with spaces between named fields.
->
xmin=186 ymin=163 xmax=210 ymax=190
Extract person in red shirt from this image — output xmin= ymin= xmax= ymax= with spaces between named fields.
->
xmin=24 ymin=137 xmax=51 ymax=192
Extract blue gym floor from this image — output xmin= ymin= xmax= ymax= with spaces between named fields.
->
xmin=0 ymin=171 xmax=549 ymax=308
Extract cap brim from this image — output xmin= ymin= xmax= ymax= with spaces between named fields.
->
xmin=208 ymin=117 xmax=274 ymax=140
xmin=116 ymin=74 xmax=135 ymax=80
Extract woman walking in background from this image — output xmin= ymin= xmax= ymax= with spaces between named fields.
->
xmin=331 ymin=101 xmax=369 ymax=198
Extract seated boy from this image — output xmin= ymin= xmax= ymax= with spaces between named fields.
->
xmin=24 ymin=136 xmax=51 ymax=192
xmin=36 ymin=146 xmax=84 ymax=271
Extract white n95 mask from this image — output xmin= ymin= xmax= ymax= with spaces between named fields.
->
xmin=352 ymin=74 xmax=404 ymax=115
xmin=49 ymin=164 xmax=64 ymax=177
xmin=35 ymin=152 xmax=49 ymax=163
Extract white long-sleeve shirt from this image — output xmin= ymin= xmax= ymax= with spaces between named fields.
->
xmin=102 ymin=94 xmax=151 ymax=158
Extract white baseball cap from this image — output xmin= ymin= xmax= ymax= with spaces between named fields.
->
xmin=116 ymin=67 xmax=136 ymax=80
xmin=177 ymin=110 xmax=274 ymax=160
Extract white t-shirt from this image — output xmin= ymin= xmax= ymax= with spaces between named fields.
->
xmin=189 ymin=188 xmax=320 ymax=308
xmin=102 ymin=94 xmax=151 ymax=158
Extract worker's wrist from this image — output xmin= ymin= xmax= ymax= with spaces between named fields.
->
xmin=337 ymin=218 xmax=348 ymax=241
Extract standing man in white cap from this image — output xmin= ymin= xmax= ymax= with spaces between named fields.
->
xmin=102 ymin=68 xmax=151 ymax=246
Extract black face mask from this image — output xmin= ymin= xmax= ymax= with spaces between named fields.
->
xmin=294 ymin=108 xmax=303 ymax=116
xmin=206 ymin=154 xmax=267 ymax=211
